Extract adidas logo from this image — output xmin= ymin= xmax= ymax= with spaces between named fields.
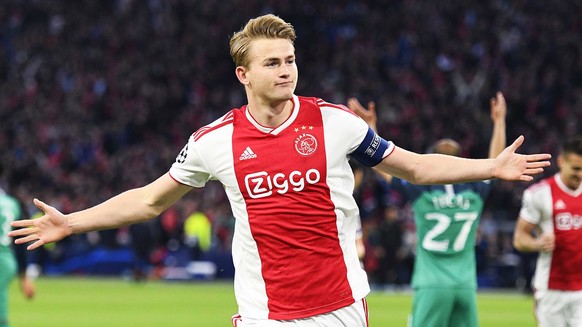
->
xmin=239 ymin=147 xmax=257 ymax=160
xmin=555 ymin=199 xmax=566 ymax=210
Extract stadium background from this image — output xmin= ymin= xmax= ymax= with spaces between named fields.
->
xmin=1 ymin=0 xmax=581 ymax=293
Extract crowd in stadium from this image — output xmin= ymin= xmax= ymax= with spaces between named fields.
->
xmin=1 ymin=0 xmax=581 ymax=288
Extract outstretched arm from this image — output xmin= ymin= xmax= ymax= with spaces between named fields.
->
xmin=348 ymin=93 xmax=549 ymax=184
xmin=376 ymin=135 xmax=550 ymax=185
xmin=9 ymin=173 xmax=192 ymax=250
xmin=488 ymin=91 xmax=507 ymax=158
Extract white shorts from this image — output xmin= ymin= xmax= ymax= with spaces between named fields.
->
xmin=535 ymin=289 xmax=582 ymax=327
xmin=232 ymin=299 xmax=369 ymax=327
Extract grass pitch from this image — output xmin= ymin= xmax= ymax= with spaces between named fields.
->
xmin=9 ymin=277 xmax=535 ymax=326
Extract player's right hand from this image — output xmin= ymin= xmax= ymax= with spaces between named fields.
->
xmin=538 ymin=233 xmax=555 ymax=253
xmin=9 ymin=198 xmax=73 ymax=250
xmin=20 ymin=277 xmax=36 ymax=299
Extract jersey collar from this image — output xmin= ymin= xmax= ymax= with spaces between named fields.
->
xmin=554 ymin=173 xmax=582 ymax=197
xmin=245 ymin=95 xmax=299 ymax=135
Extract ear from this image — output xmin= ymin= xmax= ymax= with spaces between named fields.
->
xmin=557 ymin=154 xmax=564 ymax=169
xmin=235 ymin=66 xmax=250 ymax=85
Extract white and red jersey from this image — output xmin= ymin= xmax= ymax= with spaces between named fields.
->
xmin=169 ymin=95 xmax=393 ymax=320
xmin=519 ymin=174 xmax=582 ymax=292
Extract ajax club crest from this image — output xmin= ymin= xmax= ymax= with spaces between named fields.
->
xmin=294 ymin=132 xmax=317 ymax=156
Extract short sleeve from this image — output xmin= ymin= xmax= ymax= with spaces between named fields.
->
xmin=169 ymin=137 xmax=212 ymax=188
xmin=519 ymin=186 xmax=543 ymax=225
xmin=318 ymin=99 xmax=394 ymax=167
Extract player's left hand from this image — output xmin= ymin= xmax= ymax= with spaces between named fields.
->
xmin=492 ymin=135 xmax=551 ymax=181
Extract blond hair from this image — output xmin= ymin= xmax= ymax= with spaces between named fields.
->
xmin=229 ymin=14 xmax=296 ymax=67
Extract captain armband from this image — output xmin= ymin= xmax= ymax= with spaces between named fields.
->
xmin=350 ymin=127 xmax=391 ymax=167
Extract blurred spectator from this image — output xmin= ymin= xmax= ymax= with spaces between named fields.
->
xmin=183 ymin=200 xmax=211 ymax=261
xmin=128 ymin=220 xmax=160 ymax=281
xmin=373 ymin=205 xmax=405 ymax=287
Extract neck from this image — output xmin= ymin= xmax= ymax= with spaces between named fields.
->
xmin=247 ymin=97 xmax=293 ymax=128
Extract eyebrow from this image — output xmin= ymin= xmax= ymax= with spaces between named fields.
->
xmin=262 ymin=55 xmax=295 ymax=63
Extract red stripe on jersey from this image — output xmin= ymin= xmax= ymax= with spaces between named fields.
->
xmin=167 ymin=172 xmax=189 ymax=186
xmin=383 ymin=143 xmax=396 ymax=159
xmin=548 ymin=177 xmax=582 ymax=290
xmin=232 ymin=98 xmax=353 ymax=320
xmin=223 ymin=110 xmax=235 ymax=121
xmin=362 ymin=298 xmax=369 ymax=327
xmin=193 ymin=114 xmax=234 ymax=141
xmin=231 ymin=314 xmax=242 ymax=327
xmin=192 ymin=126 xmax=210 ymax=140
xmin=316 ymin=98 xmax=359 ymax=117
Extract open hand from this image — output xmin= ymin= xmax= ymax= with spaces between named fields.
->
xmin=9 ymin=198 xmax=73 ymax=250
xmin=493 ymin=136 xmax=551 ymax=181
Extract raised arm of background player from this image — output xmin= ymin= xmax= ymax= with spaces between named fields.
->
xmin=347 ymin=91 xmax=508 ymax=182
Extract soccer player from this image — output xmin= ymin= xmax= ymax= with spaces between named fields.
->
xmin=349 ymin=91 xmax=507 ymax=327
xmin=513 ymin=136 xmax=582 ymax=327
xmin=10 ymin=14 xmax=550 ymax=327
xmin=0 ymin=166 xmax=36 ymax=327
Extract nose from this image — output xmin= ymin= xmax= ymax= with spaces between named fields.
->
xmin=279 ymin=64 xmax=291 ymax=77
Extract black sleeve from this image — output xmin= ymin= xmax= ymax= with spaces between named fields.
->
xmin=12 ymin=199 xmax=29 ymax=275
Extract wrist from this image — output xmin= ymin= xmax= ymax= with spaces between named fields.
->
xmin=490 ymin=159 xmax=497 ymax=179
xmin=65 ymin=214 xmax=77 ymax=236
